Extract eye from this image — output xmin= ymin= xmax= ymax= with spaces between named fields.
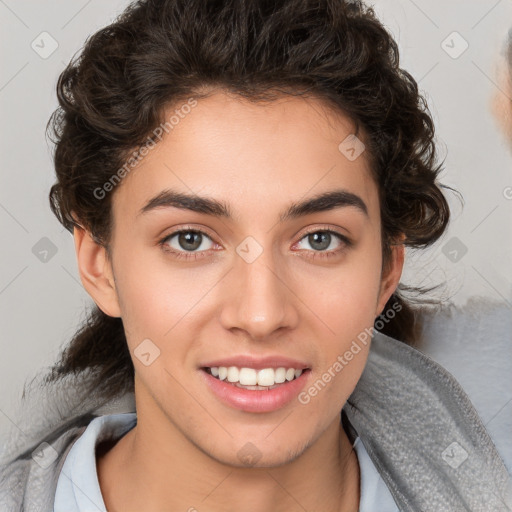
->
xmin=293 ymin=228 xmax=351 ymax=259
xmin=159 ymin=228 xmax=216 ymax=260
xmin=158 ymin=226 xmax=352 ymax=261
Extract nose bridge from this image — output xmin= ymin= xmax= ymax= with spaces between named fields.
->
xmin=219 ymin=236 xmax=298 ymax=338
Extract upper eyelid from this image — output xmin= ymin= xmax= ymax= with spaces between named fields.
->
xmin=300 ymin=226 xmax=348 ymax=238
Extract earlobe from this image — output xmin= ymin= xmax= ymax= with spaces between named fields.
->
xmin=73 ymin=225 xmax=122 ymax=318
xmin=375 ymin=240 xmax=405 ymax=317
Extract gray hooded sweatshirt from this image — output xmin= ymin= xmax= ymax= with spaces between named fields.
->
xmin=1 ymin=329 xmax=511 ymax=512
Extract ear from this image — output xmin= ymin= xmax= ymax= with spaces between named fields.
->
xmin=375 ymin=236 xmax=405 ymax=317
xmin=73 ymin=225 xmax=122 ymax=318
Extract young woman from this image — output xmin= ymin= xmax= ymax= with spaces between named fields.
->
xmin=1 ymin=0 xmax=510 ymax=510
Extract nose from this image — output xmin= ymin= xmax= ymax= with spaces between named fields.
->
xmin=219 ymin=243 xmax=300 ymax=341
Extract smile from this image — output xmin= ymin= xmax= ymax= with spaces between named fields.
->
xmin=200 ymin=367 xmax=312 ymax=413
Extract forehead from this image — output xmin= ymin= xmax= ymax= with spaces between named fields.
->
xmin=112 ymin=91 xmax=379 ymax=223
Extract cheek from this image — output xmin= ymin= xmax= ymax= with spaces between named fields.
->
xmin=287 ymin=249 xmax=381 ymax=401
xmin=300 ymin=247 xmax=382 ymax=337
xmin=109 ymin=243 xmax=180 ymax=342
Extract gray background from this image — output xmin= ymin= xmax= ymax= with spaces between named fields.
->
xmin=1 ymin=0 xmax=511 ymax=469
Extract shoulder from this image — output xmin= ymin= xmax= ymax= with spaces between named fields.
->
xmin=0 ymin=415 xmax=92 ymax=512
xmin=344 ymin=328 xmax=512 ymax=511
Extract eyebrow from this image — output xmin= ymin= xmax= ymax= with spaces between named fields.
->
xmin=138 ymin=188 xmax=368 ymax=222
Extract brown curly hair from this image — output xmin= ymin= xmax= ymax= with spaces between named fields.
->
xmin=45 ymin=0 xmax=453 ymax=402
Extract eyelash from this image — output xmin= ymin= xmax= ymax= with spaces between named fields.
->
xmin=158 ymin=225 xmax=352 ymax=261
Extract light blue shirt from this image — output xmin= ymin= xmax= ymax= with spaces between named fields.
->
xmin=54 ymin=413 xmax=399 ymax=512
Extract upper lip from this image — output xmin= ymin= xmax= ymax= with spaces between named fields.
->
xmin=200 ymin=355 xmax=310 ymax=370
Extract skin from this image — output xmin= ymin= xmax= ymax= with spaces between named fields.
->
xmin=73 ymin=90 xmax=404 ymax=512
xmin=491 ymin=51 xmax=512 ymax=152
xmin=490 ymin=50 xmax=512 ymax=151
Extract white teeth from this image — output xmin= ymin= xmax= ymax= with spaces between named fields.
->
xmin=227 ymin=366 xmax=239 ymax=383
xmin=207 ymin=366 xmax=304 ymax=386
xmin=257 ymin=368 xmax=276 ymax=386
xmin=233 ymin=382 xmax=281 ymax=390
xmin=274 ymin=367 xmax=286 ymax=384
xmin=239 ymin=368 xmax=257 ymax=386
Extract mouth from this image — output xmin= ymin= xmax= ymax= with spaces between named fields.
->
xmin=200 ymin=366 xmax=312 ymax=413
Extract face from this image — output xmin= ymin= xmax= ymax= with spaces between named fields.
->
xmin=77 ymin=90 xmax=403 ymax=467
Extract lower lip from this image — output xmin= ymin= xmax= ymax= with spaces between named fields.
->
xmin=200 ymin=369 xmax=311 ymax=413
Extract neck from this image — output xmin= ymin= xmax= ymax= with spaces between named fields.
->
xmin=97 ymin=397 xmax=360 ymax=512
